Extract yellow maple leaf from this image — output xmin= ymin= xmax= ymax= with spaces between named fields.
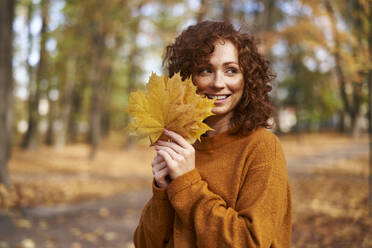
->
xmin=127 ymin=72 xmax=215 ymax=145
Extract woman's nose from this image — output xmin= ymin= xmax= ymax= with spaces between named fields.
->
xmin=212 ymin=71 xmax=225 ymax=89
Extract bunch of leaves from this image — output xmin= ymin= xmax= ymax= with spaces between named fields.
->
xmin=127 ymin=72 xmax=215 ymax=145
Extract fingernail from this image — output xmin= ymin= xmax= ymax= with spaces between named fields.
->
xmin=164 ymin=129 xmax=169 ymax=134
xmin=154 ymin=145 xmax=159 ymax=150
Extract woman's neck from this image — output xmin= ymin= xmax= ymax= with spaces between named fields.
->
xmin=204 ymin=112 xmax=233 ymax=137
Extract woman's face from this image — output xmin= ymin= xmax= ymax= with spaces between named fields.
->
xmin=193 ymin=40 xmax=244 ymax=119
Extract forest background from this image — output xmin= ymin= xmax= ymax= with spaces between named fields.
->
xmin=0 ymin=0 xmax=372 ymax=247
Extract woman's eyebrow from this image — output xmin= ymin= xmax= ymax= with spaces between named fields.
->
xmin=223 ymin=61 xmax=239 ymax=66
xmin=198 ymin=63 xmax=211 ymax=67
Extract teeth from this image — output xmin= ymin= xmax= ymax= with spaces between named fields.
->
xmin=216 ymin=95 xmax=228 ymax=100
xmin=207 ymin=95 xmax=228 ymax=100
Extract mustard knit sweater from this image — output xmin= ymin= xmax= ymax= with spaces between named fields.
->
xmin=134 ymin=128 xmax=292 ymax=247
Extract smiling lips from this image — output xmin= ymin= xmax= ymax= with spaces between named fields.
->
xmin=205 ymin=94 xmax=231 ymax=101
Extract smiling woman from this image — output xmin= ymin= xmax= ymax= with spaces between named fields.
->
xmin=192 ymin=40 xmax=244 ymax=135
xmin=134 ymin=20 xmax=292 ymax=248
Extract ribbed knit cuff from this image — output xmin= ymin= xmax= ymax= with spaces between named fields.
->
xmin=152 ymin=179 xmax=169 ymax=200
xmin=167 ymin=168 xmax=201 ymax=200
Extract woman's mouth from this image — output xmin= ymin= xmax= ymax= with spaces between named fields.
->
xmin=205 ymin=94 xmax=230 ymax=103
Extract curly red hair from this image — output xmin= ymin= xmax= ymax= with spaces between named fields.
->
xmin=163 ymin=20 xmax=275 ymax=134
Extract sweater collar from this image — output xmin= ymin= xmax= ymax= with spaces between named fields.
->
xmin=194 ymin=130 xmax=243 ymax=151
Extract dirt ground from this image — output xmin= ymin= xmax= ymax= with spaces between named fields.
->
xmin=0 ymin=132 xmax=371 ymax=248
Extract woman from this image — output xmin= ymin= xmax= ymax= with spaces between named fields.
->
xmin=134 ymin=21 xmax=292 ymax=248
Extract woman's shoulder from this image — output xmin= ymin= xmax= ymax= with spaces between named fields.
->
xmin=240 ymin=127 xmax=283 ymax=163
xmin=242 ymin=127 xmax=279 ymax=146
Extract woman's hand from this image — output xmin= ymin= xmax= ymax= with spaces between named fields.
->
xmin=155 ymin=129 xmax=195 ymax=180
xmin=152 ymin=154 xmax=171 ymax=188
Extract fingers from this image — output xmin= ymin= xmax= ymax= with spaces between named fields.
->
xmin=152 ymin=154 xmax=164 ymax=164
xmin=155 ymin=145 xmax=182 ymax=161
xmin=152 ymin=160 xmax=167 ymax=174
xmin=152 ymin=154 xmax=169 ymax=188
xmin=156 ymin=140 xmax=183 ymax=154
xmin=163 ymin=129 xmax=191 ymax=149
xmin=154 ymin=166 xmax=168 ymax=178
xmin=157 ymin=150 xmax=176 ymax=168
xmin=153 ymin=166 xmax=169 ymax=188
xmin=152 ymin=154 xmax=166 ymax=175
xmin=154 ymin=130 xmax=195 ymax=180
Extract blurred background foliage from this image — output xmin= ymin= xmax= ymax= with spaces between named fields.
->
xmin=0 ymin=0 xmax=371 ymax=181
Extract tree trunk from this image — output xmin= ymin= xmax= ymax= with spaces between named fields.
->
xmin=124 ymin=18 xmax=141 ymax=147
xmin=338 ymin=110 xmax=346 ymax=132
xmin=369 ymin=60 xmax=372 ymax=217
xmin=67 ymin=81 xmax=84 ymax=144
xmin=89 ymin=30 xmax=105 ymax=160
xmin=22 ymin=0 xmax=50 ymax=149
xmin=325 ymin=0 xmax=352 ymax=134
xmin=368 ymin=0 xmax=372 ymax=217
xmin=54 ymin=58 xmax=75 ymax=148
xmin=349 ymin=1 xmax=365 ymax=138
xmin=261 ymin=0 xmax=281 ymax=133
xmin=101 ymin=64 xmax=113 ymax=138
xmin=222 ymin=0 xmax=232 ymax=22
xmin=21 ymin=1 xmax=36 ymax=148
xmin=45 ymin=92 xmax=56 ymax=145
xmin=0 ymin=0 xmax=16 ymax=187
xmin=263 ymin=0 xmax=275 ymax=31
xmin=350 ymin=82 xmax=363 ymax=138
xmin=196 ymin=0 xmax=209 ymax=22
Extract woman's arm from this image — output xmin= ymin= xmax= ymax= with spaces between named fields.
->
xmin=133 ymin=182 xmax=174 ymax=248
xmin=133 ymin=154 xmax=174 ymax=247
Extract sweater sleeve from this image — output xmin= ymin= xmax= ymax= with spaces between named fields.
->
xmin=166 ymin=139 xmax=290 ymax=247
xmin=133 ymin=180 xmax=175 ymax=248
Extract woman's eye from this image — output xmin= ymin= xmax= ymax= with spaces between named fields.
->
xmin=198 ymin=68 xmax=212 ymax=75
xmin=226 ymin=67 xmax=238 ymax=74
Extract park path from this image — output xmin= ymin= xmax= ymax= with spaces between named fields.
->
xmin=286 ymin=142 xmax=368 ymax=172
xmin=0 ymin=142 xmax=369 ymax=248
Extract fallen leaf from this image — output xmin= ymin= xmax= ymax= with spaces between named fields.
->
xmin=71 ymin=242 xmax=82 ymax=248
xmin=104 ymin=232 xmax=117 ymax=241
xmin=14 ymin=218 xmax=32 ymax=229
xmin=98 ymin=207 xmax=110 ymax=217
xmin=0 ymin=241 xmax=9 ymax=248
xmin=70 ymin=227 xmax=82 ymax=236
xmin=44 ymin=240 xmax=55 ymax=248
xmin=20 ymin=239 xmax=35 ymax=248
xmin=38 ymin=220 xmax=48 ymax=229
xmin=83 ymin=232 xmax=98 ymax=243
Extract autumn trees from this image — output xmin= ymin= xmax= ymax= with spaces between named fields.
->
xmin=0 ymin=0 xmax=16 ymax=186
xmin=1 ymin=0 xmax=371 ymax=161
